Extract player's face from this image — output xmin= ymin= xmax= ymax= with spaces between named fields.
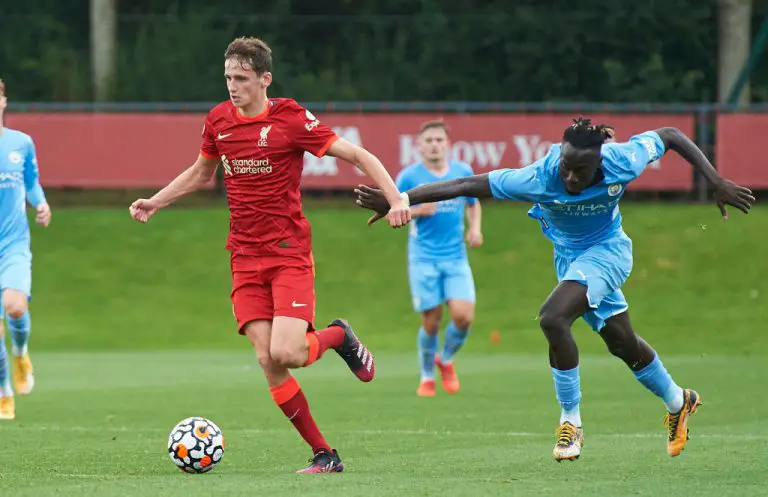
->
xmin=224 ymin=59 xmax=270 ymax=108
xmin=418 ymin=127 xmax=449 ymax=163
xmin=559 ymin=143 xmax=601 ymax=194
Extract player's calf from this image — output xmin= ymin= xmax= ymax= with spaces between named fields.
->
xmin=436 ymin=322 xmax=469 ymax=394
xmin=253 ymin=344 xmax=338 ymax=472
xmin=3 ymin=305 xmax=33 ymax=396
xmin=440 ymin=319 xmax=471 ymax=364
xmin=417 ymin=325 xmax=438 ymax=394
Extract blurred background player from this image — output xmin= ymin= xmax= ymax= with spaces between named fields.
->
xmin=395 ymin=120 xmax=483 ymax=396
xmin=0 ymin=78 xmax=52 ymax=420
xmin=129 ymin=37 xmax=410 ymax=473
xmin=356 ymin=117 xmax=754 ymax=461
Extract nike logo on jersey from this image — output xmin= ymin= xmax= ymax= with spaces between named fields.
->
xmin=217 ymin=133 xmax=232 ymax=140
xmin=292 ymin=301 xmax=308 ymax=308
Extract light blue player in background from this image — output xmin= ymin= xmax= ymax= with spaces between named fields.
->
xmin=356 ymin=117 xmax=754 ymax=460
xmin=0 ymin=78 xmax=52 ymax=420
xmin=395 ymin=120 xmax=483 ymax=397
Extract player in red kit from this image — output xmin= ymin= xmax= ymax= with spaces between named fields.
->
xmin=129 ymin=37 xmax=411 ymax=474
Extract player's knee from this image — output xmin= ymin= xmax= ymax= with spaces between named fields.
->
xmin=255 ymin=350 xmax=273 ymax=372
xmin=269 ymin=344 xmax=304 ymax=368
xmin=538 ymin=310 xmax=568 ymax=338
xmin=421 ymin=311 xmax=442 ymax=334
xmin=452 ymin=314 xmax=473 ymax=330
xmin=4 ymin=299 xmax=27 ymax=319
xmin=422 ymin=321 xmax=440 ymax=335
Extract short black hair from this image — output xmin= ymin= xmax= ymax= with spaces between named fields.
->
xmin=563 ymin=116 xmax=614 ymax=149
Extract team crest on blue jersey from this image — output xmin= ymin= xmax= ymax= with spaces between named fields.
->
xmin=7 ymin=151 xmax=21 ymax=164
xmin=607 ymin=184 xmax=622 ymax=196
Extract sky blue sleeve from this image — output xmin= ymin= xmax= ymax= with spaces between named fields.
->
xmin=488 ymin=162 xmax=548 ymax=202
xmin=395 ymin=167 xmax=412 ymax=193
xmin=23 ymin=136 xmax=46 ymax=208
xmin=461 ymin=163 xmax=478 ymax=206
xmin=604 ymin=130 xmax=666 ymax=183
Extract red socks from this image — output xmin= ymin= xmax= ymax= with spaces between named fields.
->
xmin=269 ymin=375 xmax=330 ymax=454
xmin=267 ymin=326 xmax=345 ymax=452
xmin=303 ymin=325 xmax=345 ymax=366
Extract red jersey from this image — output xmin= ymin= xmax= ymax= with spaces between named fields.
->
xmin=200 ymin=98 xmax=338 ymax=256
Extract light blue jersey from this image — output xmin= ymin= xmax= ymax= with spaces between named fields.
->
xmin=0 ymin=127 xmax=46 ymax=296
xmin=488 ymin=131 xmax=666 ymax=331
xmin=397 ymin=161 xmax=478 ymax=312
xmin=396 ymin=161 xmax=478 ymax=262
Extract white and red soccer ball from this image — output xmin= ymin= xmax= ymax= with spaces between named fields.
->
xmin=167 ymin=417 xmax=225 ymax=473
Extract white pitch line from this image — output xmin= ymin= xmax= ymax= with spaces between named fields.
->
xmin=4 ymin=425 xmax=766 ymax=440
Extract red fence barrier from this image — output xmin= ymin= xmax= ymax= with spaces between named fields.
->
xmin=8 ymin=112 xmax=696 ymax=190
xmin=716 ymin=113 xmax=768 ymax=188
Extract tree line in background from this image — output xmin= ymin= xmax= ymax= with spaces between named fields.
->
xmin=1 ymin=0 xmax=766 ymax=103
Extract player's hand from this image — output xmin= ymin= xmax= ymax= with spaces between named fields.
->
xmin=713 ymin=179 xmax=755 ymax=220
xmin=129 ymin=198 xmax=161 ymax=223
xmin=354 ymin=185 xmax=390 ymax=225
xmin=466 ymin=229 xmax=483 ymax=248
xmin=35 ymin=203 xmax=51 ymax=227
xmin=386 ymin=199 xmax=411 ymax=228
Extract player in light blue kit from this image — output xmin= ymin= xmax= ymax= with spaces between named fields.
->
xmin=396 ymin=120 xmax=483 ymax=397
xmin=0 ymin=79 xmax=52 ymax=420
xmin=356 ymin=117 xmax=754 ymax=460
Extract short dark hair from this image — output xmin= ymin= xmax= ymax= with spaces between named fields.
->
xmin=224 ymin=37 xmax=273 ymax=74
xmin=419 ymin=119 xmax=450 ymax=136
xmin=563 ymin=116 xmax=614 ymax=149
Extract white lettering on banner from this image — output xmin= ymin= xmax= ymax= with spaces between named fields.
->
xmin=451 ymin=140 xmax=507 ymax=168
xmin=400 ymin=135 xmax=419 ymax=166
xmin=399 ymin=135 xmax=507 ymax=169
xmin=303 ymin=126 xmax=364 ymax=177
xmin=512 ymin=135 xmax=554 ymax=167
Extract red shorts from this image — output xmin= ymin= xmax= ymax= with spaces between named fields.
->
xmin=230 ymin=253 xmax=316 ymax=334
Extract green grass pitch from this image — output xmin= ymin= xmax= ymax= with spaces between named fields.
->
xmin=0 ymin=200 xmax=765 ymax=496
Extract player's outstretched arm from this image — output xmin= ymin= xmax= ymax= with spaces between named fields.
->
xmin=129 ymin=154 xmax=219 ymax=223
xmin=326 ymin=138 xmax=411 ymax=228
xmin=655 ymin=127 xmax=755 ymax=219
xmin=355 ymin=174 xmax=492 ymax=225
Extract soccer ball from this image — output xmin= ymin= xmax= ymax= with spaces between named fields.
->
xmin=167 ymin=416 xmax=225 ymax=473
